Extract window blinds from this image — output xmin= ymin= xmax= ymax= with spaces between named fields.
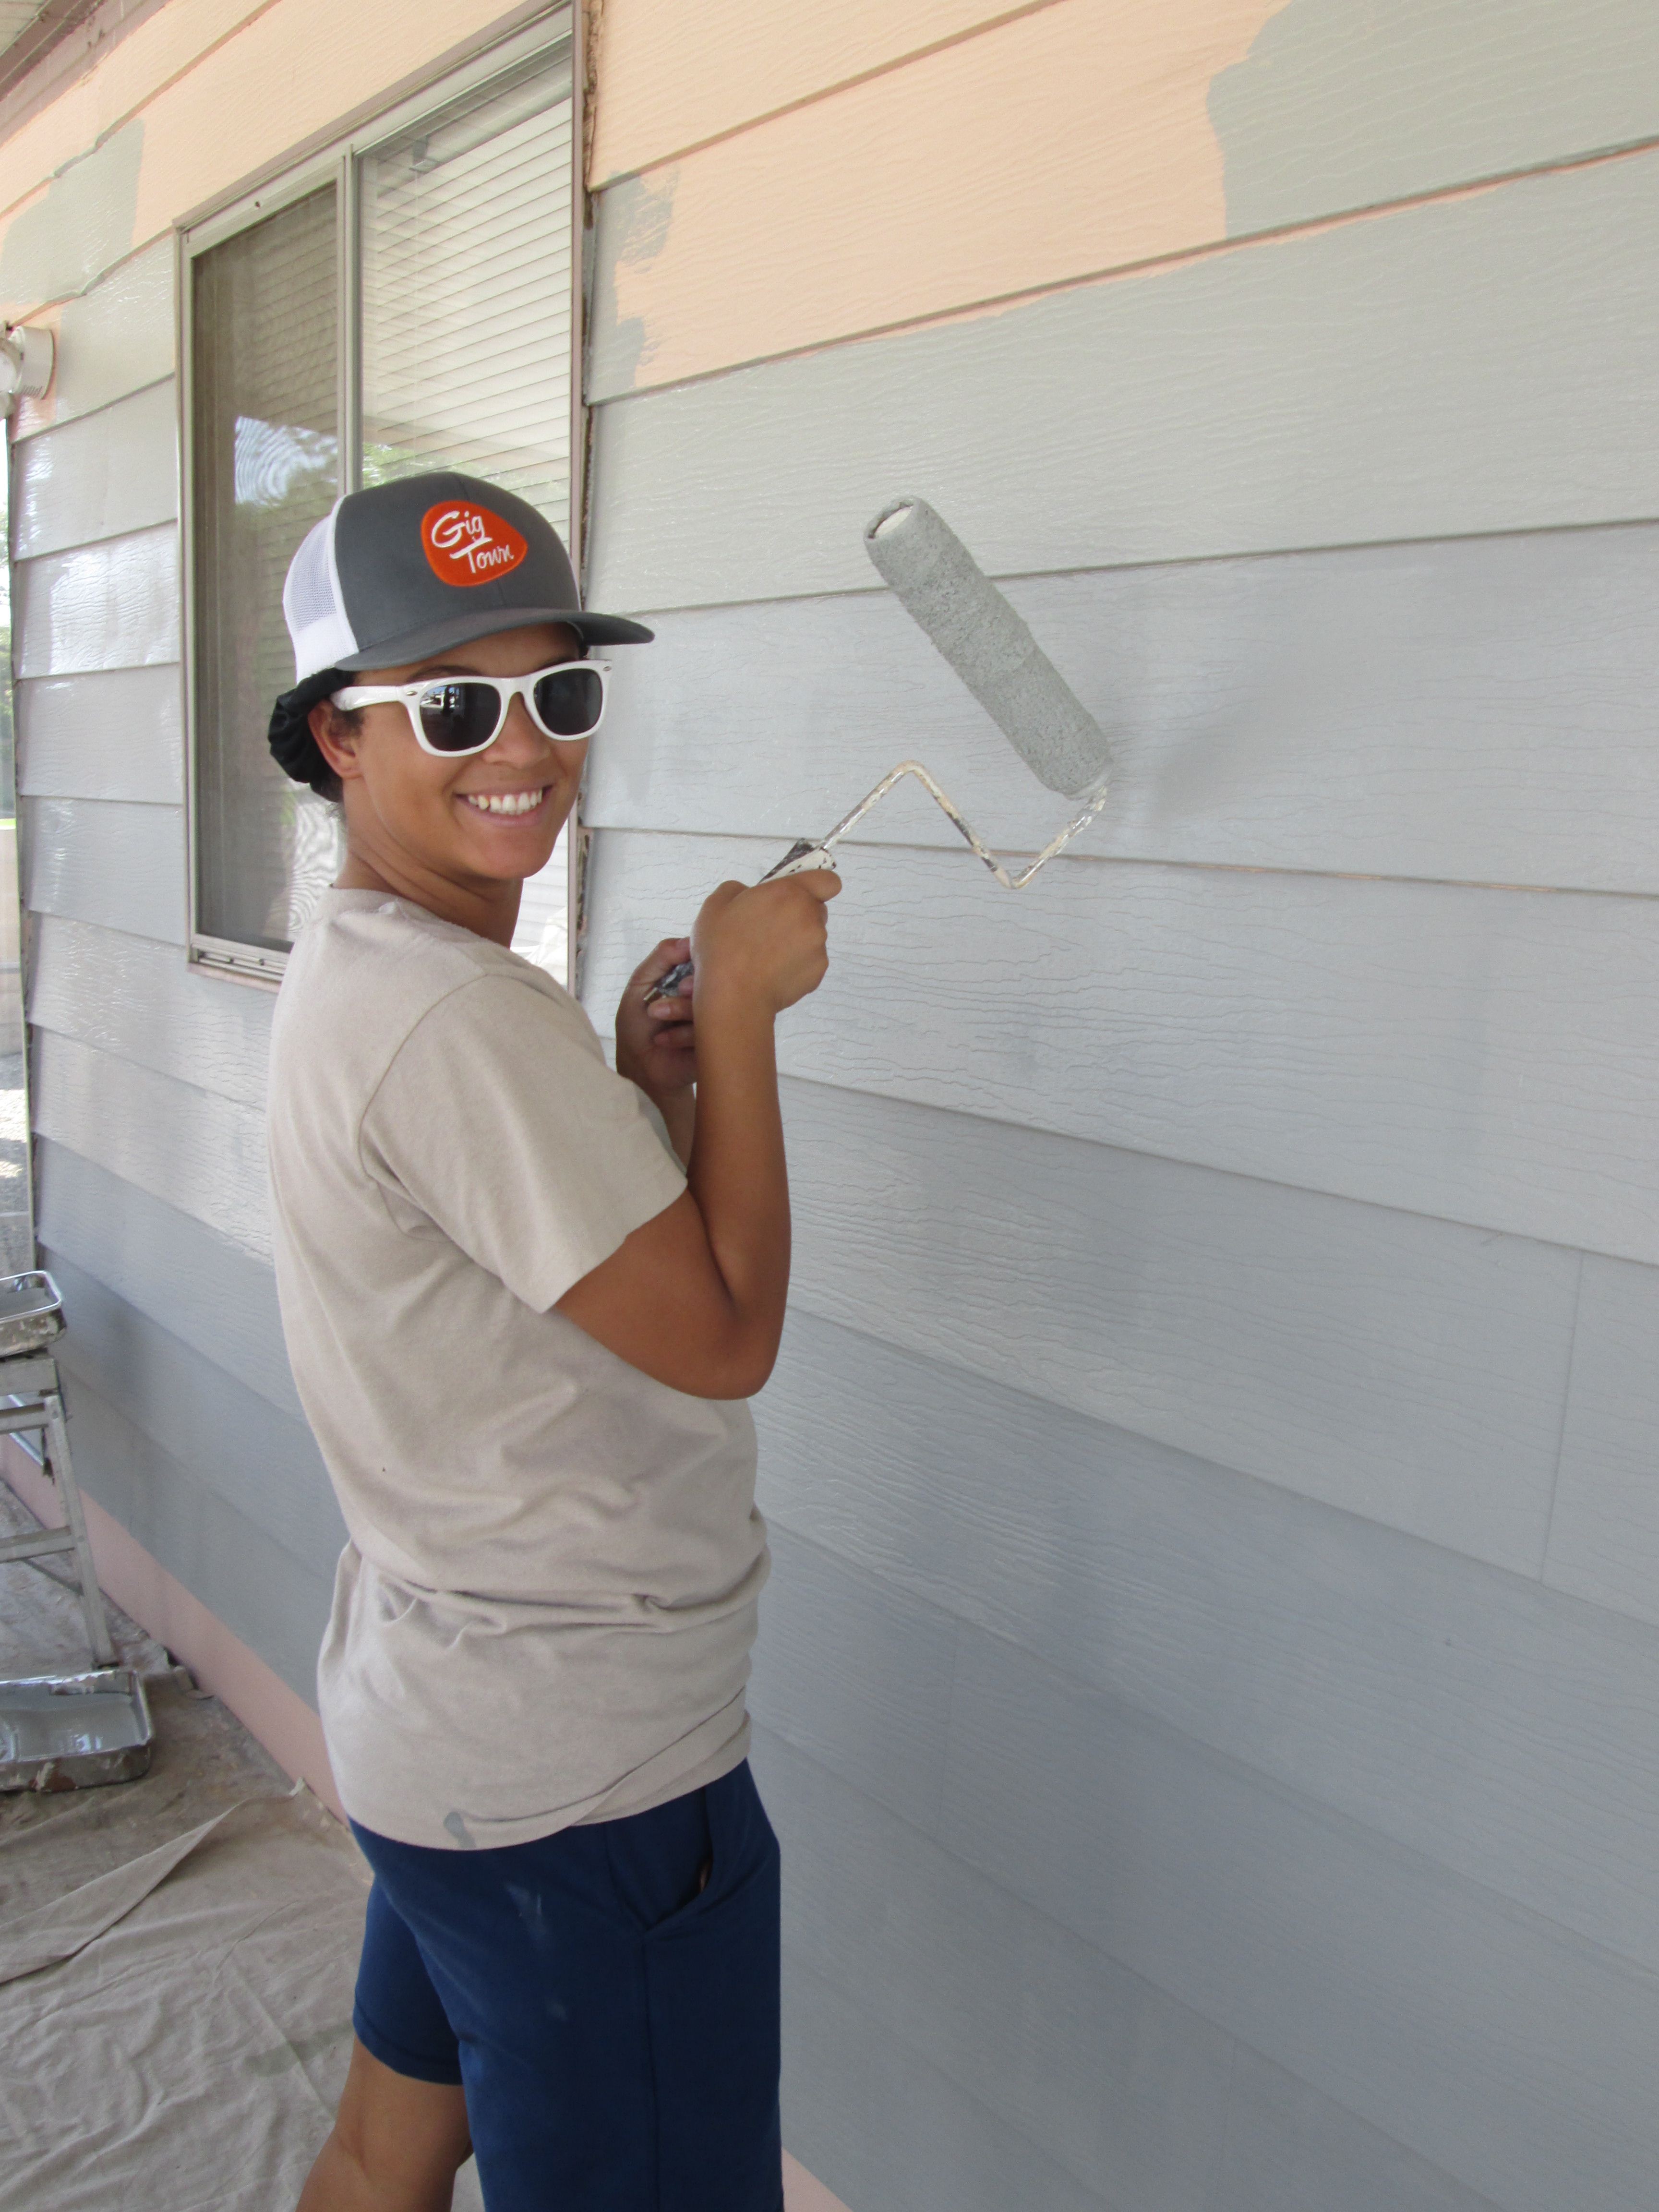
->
xmin=360 ymin=52 xmax=578 ymax=978
xmin=360 ymin=58 xmax=574 ymax=529
xmin=192 ymin=184 xmax=340 ymax=952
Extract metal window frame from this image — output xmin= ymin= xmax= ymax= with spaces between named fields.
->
xmin=179 ymin=7 xmax=578 ymax=985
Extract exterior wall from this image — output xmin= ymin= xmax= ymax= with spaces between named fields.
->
xmin=0 ymin=0 xmax=557 ymax=1707
xmin=580 ymin=5 xmax=1659 ymax=2210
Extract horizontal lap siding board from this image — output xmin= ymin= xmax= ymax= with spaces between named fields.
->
xmin=32 ymin=1031 xmax=270 ymax=1260
xmin=46 ymin=1247 xmax=344 ymax=1581
xmin=590 ymin=0 xmax=1659 ymax=398
xmin=583 ymin=835 xmax=1659 ymax=1265
xmin=11 ymin=378 xmax=178 ymax=558
xmin=774 ymin=1943 xmax=1115 ymax=2212
xmin=12 ymin=523 xmax=180 ymax=674
xmin=36 ymin=1139 xmax=302 ymax=1423
xmin=754 ymin=1315 xmax=1659 ymax=1977
xmin=589 ymin=0 xmax=1659 ymax=209
xmin=770 ymin=1083 xmax=1579 ymax=1574
xmin=589 ymin=0 xmax=1065 ymax=185
xmin=21 ymin=796 xmax=186 ymax=942
xmin=29 ymin=914 xmax=272 ymax=1107
xmin=1541 ymin=1256 xmax=1659 ymax=1629
xmin=16 ymin=664 xmax=184 ymax=804
xmin=937 ymin=1629 xmax=1659 ymax=2212
xmin=588 ymin=0 xmax=1276 ymax=400
xmin=753 ymin=1725 xmax=1503 ymax=2212
xmin=12 ymin=235 xmax=174 ymax=438
xmin=46 ymin=1355 xmax=334 ymax=1702
xmin=752 ymin=1713 xmax=1236 ymax=2212
xmin=586 ymin=147 xmax=1659 ymax=609
xmin=586 ymin=524 xmax=1659 ymax=894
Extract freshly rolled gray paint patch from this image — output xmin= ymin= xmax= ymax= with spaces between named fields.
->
xmin=0 ymin=120 xmax=144 ymax=313
xmin=589 ymin=168 xmax=678 ymax=401
xmin=1211 ymin=0 xmax=1659 ymax=237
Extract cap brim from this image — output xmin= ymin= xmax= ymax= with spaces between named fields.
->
xmin=333 ymin=603 xmax=653 ymax=672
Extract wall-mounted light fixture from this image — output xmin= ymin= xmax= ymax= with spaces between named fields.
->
xmin=0 ymin=325 xmax=53 ymax=415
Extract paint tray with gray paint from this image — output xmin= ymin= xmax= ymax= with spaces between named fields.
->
xmin=0 ymin=1271 xmax=64 ymax=1359
xmin=0 ymin=1669 xmax=154 ymax=1791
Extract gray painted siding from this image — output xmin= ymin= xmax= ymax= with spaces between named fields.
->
xmin=587 ymin=144 xmax=1659 ymax=600
xmin=1210 ymin=0 xmax=1659 ymax=237
xmin=10 ymin=241 xmax=323 ymax=1704
xmin=580 ymin=84 xmax=1659 ymax=2212
xmin=17 ymin=665 xmax=183 ymax=803
xmin=584 ymin=526 xmax=1659 ymax=895
xmin=585 ymin=831 xmax=1659 ymax=1265
xmin=754 ymin=1723 xmax=1505 ymax=2212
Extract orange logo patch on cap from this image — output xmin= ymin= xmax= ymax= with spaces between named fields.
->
xmin=421 ymin=501 xmax=529 ymax=587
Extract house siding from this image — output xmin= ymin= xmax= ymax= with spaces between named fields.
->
xmin=578 ymin=4 xmax=1659 ymax=2207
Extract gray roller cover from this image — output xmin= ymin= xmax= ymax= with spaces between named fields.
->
xmin=865 ymin=496 xmax=1110 ymax=797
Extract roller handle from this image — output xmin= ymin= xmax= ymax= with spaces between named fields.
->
xmin=640 ymin=842 xmax=839 ymax=1004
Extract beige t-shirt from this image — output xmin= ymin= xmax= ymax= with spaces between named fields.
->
xmin=267 ymin=890 xmax=766 ymax=1850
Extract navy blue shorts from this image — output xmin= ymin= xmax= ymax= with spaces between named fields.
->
xmin=349 ymin=1760 xmax=783 ymax=2212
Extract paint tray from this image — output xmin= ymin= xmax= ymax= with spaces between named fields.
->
xmin=0 ymin=1669 xmax=154 ymax=1791
xmin=0 ymin=1271 xmax=64 ymax=1361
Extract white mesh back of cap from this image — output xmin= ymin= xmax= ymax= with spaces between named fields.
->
xmin=282 ymin=505 xmax=358 ymax=682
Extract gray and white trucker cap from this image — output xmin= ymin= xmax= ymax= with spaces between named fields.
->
xmin=269 ymin=470 xmax=650 ymax=792
xmin=283 ymin=469 xmax=651 ymax=681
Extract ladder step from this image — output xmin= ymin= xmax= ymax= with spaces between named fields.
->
xmin=0 ymin=1527 xmax=76 ymax=1563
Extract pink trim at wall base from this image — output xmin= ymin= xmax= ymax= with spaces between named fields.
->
xmin=2 ymin=1439 xmax=855 ymax=2211
xmin=0 ymin=1434 xmax=344 ymax=1820
xmin=783 ymin=2153 xmax=854 ymax=2212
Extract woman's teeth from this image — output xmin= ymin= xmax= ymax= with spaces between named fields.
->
xmin=463 ymin=788 xmax=546 ymax=817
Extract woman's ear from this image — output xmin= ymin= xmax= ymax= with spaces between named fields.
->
xmin=309 ymin=699 xmax=365 ymax=782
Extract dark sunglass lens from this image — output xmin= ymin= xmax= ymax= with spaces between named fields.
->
xmin=533 ymin=666 xmax=603 ymax=736
xmin=417 ymin=682 xmax=500 ymax=753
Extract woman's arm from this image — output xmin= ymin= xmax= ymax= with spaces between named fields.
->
xmin=557 ymin=871 xmax=839 ymax=1395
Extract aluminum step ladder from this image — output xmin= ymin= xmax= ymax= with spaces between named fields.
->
xmin=0 ymin=1352 xmax=114 ymax=1668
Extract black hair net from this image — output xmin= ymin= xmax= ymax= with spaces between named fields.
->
xmin=267 ymin=671 xmax=349 ymax=796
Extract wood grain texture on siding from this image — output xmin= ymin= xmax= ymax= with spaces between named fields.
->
xmin=1217 ymin=2043 xmax=1504 ymax=2212
xmin=12 ymin=378 xmax=177 ymax=560
xmin=756 ymin=1312 xmax=1659 ymax=1977
xmin=584 ymin=833 xmax=1659 ymax=1266
xmin=12 ymin=525 xmax=179 ymax=676
xmin=753 ymin=1719 xmax=1235 ymax=2212
xmin=588 ymin=524 xmax=1659 ymax=894
xmin=0 ymin=117 xmax=142 ymax=317
xmin=17 ymin=664 xmax=183 ymax=803
xmin=765 ymin=1082 xmax=1578 ymax=1573
xmin=1542 ymin=1255 xmax=1659 ymax=1629
xmin=32 ymin=1031 xmax=270 ymax=1260
xmin=586 ymin=146 xmax=1659 ymax=611
xmin=50 ymin=1360 xmax=330 ymax=1702
xmin=35 ymin=1137 xmax=302 ymax=1421
xmin=1211 ymin=0 xmax=1659 ymax=239
xmin=774 ymin=1939 xmax=1112 ymax=2212
xmin=939 ymin=1630 xmax=1659 ymax=2212
xmin=13 ymin=236 xmax=174 ymax=439
xmin=30 ymin=914 xmax=272 ymax=1107
xmin=590 ymin=0 xmax=1046 ymax=185
xmin=45 ymin=1247 xmax=344 ymax=1578
xmin=753 ymin=1526 xmax=957 ymax=1837
xmin=589 ymin=0 xmax=1275 ymax=399
xmin=21 ymin=796 xmax=186 ymax=943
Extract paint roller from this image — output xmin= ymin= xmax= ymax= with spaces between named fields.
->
xmin=644 ymin=496 xmax=1112 ymax=1002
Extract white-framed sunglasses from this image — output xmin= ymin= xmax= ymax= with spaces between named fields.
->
xmin=331 ymin=660 xmax=611 ymax=757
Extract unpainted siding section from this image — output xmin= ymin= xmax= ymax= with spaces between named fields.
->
xmin=581 ymin=6 xmax=1659 ymax=2208
xmin=11 ymin=242 xmax=337 ymax=1703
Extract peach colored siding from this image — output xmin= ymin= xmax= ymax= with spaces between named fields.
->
xmin=590 ymin=0 xmax=1280 ymax=398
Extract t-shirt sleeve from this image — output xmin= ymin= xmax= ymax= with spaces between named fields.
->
xmin=359 ymin=973 xmax=688 ymax=1311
